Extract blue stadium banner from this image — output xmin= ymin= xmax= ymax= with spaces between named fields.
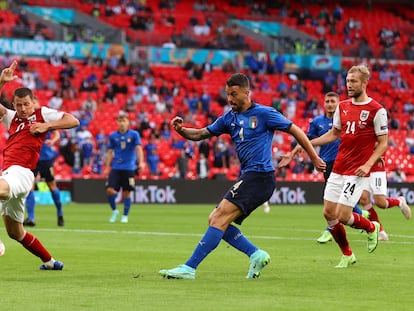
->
xmin=23 ymin=6 xmax=75 ymax=24
xmin=150 ymin=47 xmax=340 ymax=71
xmin=234 ymin=20 xmax=281 ymax=37
xmin=0 ymin=38 xmax=128 ymax=60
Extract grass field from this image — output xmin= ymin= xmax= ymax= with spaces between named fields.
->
xmin=0 ymin=202 xmax=413 ymax=311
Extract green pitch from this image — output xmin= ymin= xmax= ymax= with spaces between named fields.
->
xmin=1 ymin=203 xmax=413 ymax=311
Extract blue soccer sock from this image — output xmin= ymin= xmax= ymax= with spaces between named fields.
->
xmin=26 ymin=191 xmax=35 ymax=220
xmin=352 ymin=204 xmax=363 ymax=215
xmin=123 ymin=197 xmax=131 ymax=216
xmin=51 ymin=188 xmax=63 ymax=217
xmin=185 ymin=226 xmax=224 ymax=269
xmin=222 ymin=224 xmax=258 ymax=257
xmin=107 ymin=194 xmax=117 ymax=211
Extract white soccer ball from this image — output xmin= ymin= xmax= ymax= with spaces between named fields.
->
xmin=0 ymin=240 xmax=5 ymax=256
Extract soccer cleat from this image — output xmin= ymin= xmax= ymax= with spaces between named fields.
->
xmin=23 ymin=218 xmax=36 ymax=227
xmin=159 ymin=264 xmax=196 ymax=280
xmin=335 ymin=253 xmax=357 ymax=268
xmin=317 ymin=230 xmax=333 ymax=243
xmin=399 ymin=196 xmax=411 ymax=220
xmin=40 ymin=260 xmax=64 ymax=270
xmin=378 ymin=230 xmax=389 ymax=241
xmin=361 ymin=209 xmax=370 ymax=219
xmin=246 ymin=249 xmax=270 ymax=279
xmin=57 ymin=216 xmax=64 ymax=227
xmin=109 ymin=210 xmax=119 ymax=223
xmin=263 ymin=202 xmax=270 ymax=213
xmin=367 ymin=221 xmax=380 ymax=253
xmin=120 ymin=215 xmax=128 ymax=223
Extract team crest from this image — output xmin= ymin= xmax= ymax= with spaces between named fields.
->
xmin=249 ymin=116 xmax=258 ymax=129
xmin=360 ymin=110 xmax=369 ymax=121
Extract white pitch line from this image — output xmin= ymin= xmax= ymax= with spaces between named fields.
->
xmin=30 ymin=228 xmax=414 ymax=245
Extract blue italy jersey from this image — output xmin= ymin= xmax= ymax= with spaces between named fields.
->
xmin=39 ymin=131 xmax=57 ymax=161
xmin=108 ymin=129 xmax=141 ymax=170
xmin=207 ymin=103 xmax=292 ymax=174
xmin=307 ymin=114 xmax=339 ymax=162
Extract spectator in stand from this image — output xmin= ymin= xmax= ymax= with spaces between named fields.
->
xmin=81 ymin=95 xmax=98 ymax=113
xmin=47 ymin=90 xmax=63 ymax=110
xmin=389 ymin=113 xmax=400 ymax=130
xmin=404 ymin=34 xmax=414 ymax=60
xmin=145 ymin=134 xmax=160 ymax=176
xmin=303 ymin=96 xmax=319 ymax=118
xmin=285 ymin=93 xmax=297 ymax=119
xmin=406 ymin=115 xmax=414 ymax=131
xmin=388 ymin=168 xmax=406 ymax=183
xmin=277 ymin=75 xmax=288 ymax=93
xmin=403 ymin=99 xmax=414 ymax=114
xmin=174 ymin=149 xmax=189 ymax=179
xmin=18 ymin=56 xmax=29 ymax=71
xmin=198 ymin=139 xmax=210 ymax=160
xmin=391 ymin=73 xmax=409 ymax=91
xmin=81 ymin=136 xmax=94 ymax=166
xmin=197 ymin=153 xmax=209 ymax=179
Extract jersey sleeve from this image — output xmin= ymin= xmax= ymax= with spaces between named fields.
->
xmin=373 ymin=107 xmax=388 ymax=136
xmin=333 ymin=106 xmax=341 ymax=130
xmin=0 ymin=108 xmax=16 ymax=129
xmin=307 ymin=119 xmax=317 ymax=139
xmin=207 ymin=115 xmax=227 ymax=136
xmin=267 ymin=108 xmax=292 ymax=131
xmin=41 ymin=106 xmax=65 ymax=122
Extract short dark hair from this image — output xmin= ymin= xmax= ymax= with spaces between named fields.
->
xmin=226 ymin=73 xmax=250 ymax=89
xmin=13 ymin=87 xmax=34 ymax=99
xmin=325 ymin=91 xmax=339 ymax=99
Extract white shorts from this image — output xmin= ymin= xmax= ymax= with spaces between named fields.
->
xmin=324 ymin=172 xmax=369 ymax=207
xmin=0 ymin=165 xmax=35 ymax=223
xmin=365 ymin=171 xmax=387 ymax=196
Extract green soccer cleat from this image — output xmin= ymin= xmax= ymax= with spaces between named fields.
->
xmin=335 ymin=253 xmax=356 ymax=268
xmin=120 ymin=215 xmax=128 ymax=223
xmin=109 ymin=210 xmax=119 ymax=223
xmin=317 ymin=230 xmax=333 ymax=243
xmin=159 ymin=264 xmax=196 ymax=280
xmin=367 ymin=221 xmax=380 ymax=253
xmin=361 ymin=209 xmax=370 ymax=219
xmin=246 ymin=249 xmax=270 ymax=279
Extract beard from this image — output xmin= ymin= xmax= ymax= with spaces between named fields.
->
xmin=348 ymin=89 xmax=362 ymax=98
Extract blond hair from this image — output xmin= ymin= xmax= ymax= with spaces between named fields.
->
xmin=348 ymin=65 xmax=370 ymax=83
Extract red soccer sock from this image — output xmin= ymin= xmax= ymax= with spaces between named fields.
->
xmin=19 ymin=232 xmax=52 ymax=262
xmin=350 ymin=212 xmax=375 ymax=232
xmin=367 ymin=207 xmax=384 ymax=231
xmin=386 ymin=197 xmax=400 ymax=208
xmin=328 ymin=222 xmax=352 ymax=256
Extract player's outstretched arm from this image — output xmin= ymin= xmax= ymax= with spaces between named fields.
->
xmin=171 ymin=116 xmax=211 ymax=141
xmin=0 ymin=60 xmax=18 ymax=90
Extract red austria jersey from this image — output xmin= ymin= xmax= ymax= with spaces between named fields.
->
xmin=332 ymin=98 xmax=388 ymax=176
xmin=1 ymin=107 xmax=64 ymax=170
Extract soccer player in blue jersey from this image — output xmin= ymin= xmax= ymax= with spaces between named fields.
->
xmin=104 ymin=111 xmax=144 ymax=223
xmin=159 ymin=73 xmax=326 ymax=280
xmin=23 ymin=130 xmax=65 ymax=227
xmin=279 ymin=92 xmax=368 ymax=243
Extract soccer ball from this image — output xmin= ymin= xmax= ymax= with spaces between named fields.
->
xmin=0 ymin=240 xmax=5 ymax=256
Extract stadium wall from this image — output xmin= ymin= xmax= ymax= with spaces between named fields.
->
xmin=72 ymin=179 xmax=414 ymax=205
